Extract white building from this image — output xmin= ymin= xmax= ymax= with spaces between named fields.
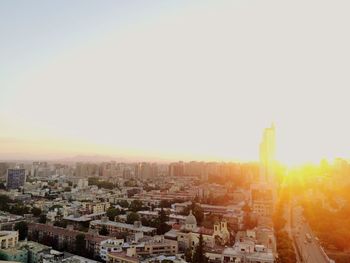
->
xmin=100 ymin=239 xmax=124 ymax=261
xmin=0 ymin=231 xmax=18 ymax=249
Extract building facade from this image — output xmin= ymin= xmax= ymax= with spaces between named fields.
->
xmin=7 ymin=169 xmax=26 ymax=189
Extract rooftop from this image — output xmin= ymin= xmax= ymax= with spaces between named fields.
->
xmin=91 ymin=220 xmax=156 ymax=233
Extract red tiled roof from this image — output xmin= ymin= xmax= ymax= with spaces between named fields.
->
xmin=172 ymin=224 xmax=181 ymax=230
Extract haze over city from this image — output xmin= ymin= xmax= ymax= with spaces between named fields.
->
xmin=2 ymin=0 xmax=350 ymax=165
xmin=1 ymin=2 xmax=350 ymax=263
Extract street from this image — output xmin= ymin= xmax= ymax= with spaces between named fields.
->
xmin=291 ymin=206 xmax=332 ymax=263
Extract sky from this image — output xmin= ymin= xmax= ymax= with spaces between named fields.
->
xmin=1 ymin=0 xmax=350 ymax=164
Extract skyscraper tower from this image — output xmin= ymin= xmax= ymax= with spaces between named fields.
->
xmin=250 ymin=124 xmax=277 ymax=215
xmin=6 ymin=168 xmax=26 ymax=189
xmin=259 ymin=123 xmax=276 ymax=183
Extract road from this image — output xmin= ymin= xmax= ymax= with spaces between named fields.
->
xmin=291 ymin=205 xmax=331 ymax=263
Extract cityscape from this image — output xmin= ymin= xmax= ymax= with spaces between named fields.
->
xmin=1 ymin=1 xmax=350 ymax=263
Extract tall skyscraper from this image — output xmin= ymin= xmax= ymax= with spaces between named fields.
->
xmin=259 ymin=123 xmax=276 ymax=183
xmin=250 ymin=124 xmax=277 ymax=216
xmin=6 ymin=168 xmax=26 ymax=189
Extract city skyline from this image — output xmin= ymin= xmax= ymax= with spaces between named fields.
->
xmin=1 ymin=2 xmax=349 ymax=262
xmin=2 ymin=1 xmax=350 ymax=165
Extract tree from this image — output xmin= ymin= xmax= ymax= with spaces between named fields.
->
xmin=0 ymin=195 xmax=10 ymax=212
xmin=160 ymin=200 xmax=172 ymax=208
xmin=10 ymin=204 xmax=30 ymax=215
xmin=99 ymin=225 xmax=109 ymax=236
xmin=126 ymin=212 xmax=140 ymax=224
xmin=124 ymin=180 xmax=136 ymax=187
xmin=182 ymin=202 xmax=204 ymax=225
xmin=117 ymin=200 xmax=129 ymax=208
xmin=192 ymin=233 xmax=208 ymax=263
xmin=39 ymin=214 xmax=47 ymax=224
xmin=14 ymin=221 xmax=28 ymax=240
xmin=157 ymin=208 xmax=171 ymax=235
xmin=106 ymin=207 xmax=121 ymax=221
xmin=53 ymin=220 xmax=67 ymax=228
xmin=202 ymin=214 xmax=219 ymax=229
xmin=31 ymin=207 xmax=42 ymax=217
xmin=88 ymin=177 xmax=114 ymax=189
xmin=273 ymin=203 xmax=286 ymax=233
xmin=129 ymin=200 xmax=143 ymax=212
xmin=141 ymin=217 xmax=151 ymax=226
xmin=75 ymin=234 xmax=86 ymax=256
xmin=184 ymin=248 xmax=192 ymax=262
xmin=243 ymin=212 xmax=257 ymax=230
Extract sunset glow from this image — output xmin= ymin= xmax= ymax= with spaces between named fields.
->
xmin=1 ymin=0 xmax=350 ymax=165
xmin=1 ymin=2 xmax=350 ymax=262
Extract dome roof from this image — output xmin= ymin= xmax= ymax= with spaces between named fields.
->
xmin=185 ymin=210 xmax=197 ymax=225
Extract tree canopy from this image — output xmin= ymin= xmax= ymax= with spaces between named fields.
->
xmin=14 ymin=221 xmax=28 ymax=240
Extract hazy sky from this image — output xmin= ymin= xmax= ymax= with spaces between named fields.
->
xmin=1 ymin=0 xmax=350 ymax=164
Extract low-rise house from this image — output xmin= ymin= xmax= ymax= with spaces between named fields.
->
xmin=107 ymin=246 xmax=139 ymax=263
xmin=90 ymin=217 xmax=157 ymax=236
xmin=100 ymin=239 xmax=124 ymax=261
xmin=141 ymin=255 xmax=187 ymax=263
xmin=101 ymin=234 xmax=178 ymax=262
xmin=0 ymin=213 xmax=24 ymax=231
xmin=0 ymin=231 xmax=18 ymax=249
xmin=221 ymin=228 xmax=276 ymax=263
xmin=82 ymin=202 xmax=110 ymax=214
xmin=63 ymin=212 xmax=106 ymax=229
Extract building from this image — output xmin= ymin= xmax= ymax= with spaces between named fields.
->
xmin=142 ymin=255 xmax=187 ymax=263
xmin=107 ymin=246 xmax=139 ymax=263
xmin=167 ymin=211 xmax=230 ymax=251
xmin=6 ymin=169 xmax=26 ymax=189
xmin=24 ymin=241 xmax=51 ymax=263
xmin=141 ymin=235 xmax=178 ymax=256
xmin=90 ymin=218 xmax=157 ymax=236
xmin=0 ymin=231 xmax=18 ymax=249
xmin=0 ymin=232 xmax=23 ymax=263
xmin=106 ymin=235 xmax=179 ymax=263
xmin=27 ymin=223 xmax=108 ymax=258
xmin=0 ymin=232 xmax=52 ymax=263
xmin=63 ymin=212 xmax=106 ymax=229
xmin=99 ymin=232 xmax=178 ymax=261
xmin=259 ymin=124 xmax=275 ymax=184
xmin=250 ymin=185 xmax=273 ymax=217
xmin=100 ymin=239 xmax=124 ymax=261
xmin=220 ymin=227 xmax=276 ymax=263
xmin=83 ymin=202 xmax=110 ymax=214
xmin=62 ymin=255 xmax=101 ymax=263
xmin=0 ymin=245 xmax=28 ymax=263
xmin=250 ymin=124 xmax=277 ymax=218
xmin=168 ymin=163 xmax=184 ymax=177
xmin=222 ymin=245 xmax=274 ymax=263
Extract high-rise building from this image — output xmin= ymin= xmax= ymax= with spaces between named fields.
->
xmin=252 ymin=124 xmax=277 ymax=212
xmin=168 ymin=162 xmax=184 ymax=177
xmin=259 ymin=123 xmax=276 ymax=183
xmin=6 ymin=168 xmax=26 ymax=189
